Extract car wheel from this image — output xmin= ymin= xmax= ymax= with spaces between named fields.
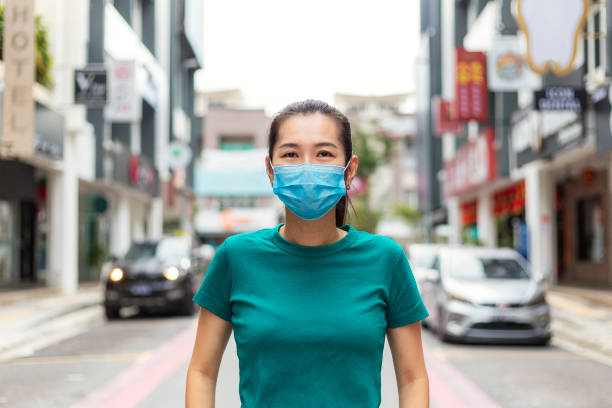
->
xmin=535 ymin=336 xmax=551 ymax=347
xmin=105 ymin=306 xmax=120 ymax=320
xmin=436 ymin=305 xmax=451 ymax=342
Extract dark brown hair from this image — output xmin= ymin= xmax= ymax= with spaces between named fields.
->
xmin=267 ymin=99 xmax=353 ymax=227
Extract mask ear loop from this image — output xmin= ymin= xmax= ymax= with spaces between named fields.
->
xmin=344 ymin=155 xmax=353 ymax=190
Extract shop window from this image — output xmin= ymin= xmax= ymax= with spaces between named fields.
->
xmin=577 ymin=196 xmax=604 ymax=263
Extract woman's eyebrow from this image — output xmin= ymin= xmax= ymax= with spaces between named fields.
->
xmin=278 ymin=142 xmax=299 ymax=149
xmin=314 ymin=142 xmax=339 ymax=149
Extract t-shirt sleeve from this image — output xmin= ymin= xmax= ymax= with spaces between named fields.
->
xmin=192 ymin=240 xmax=232 ymax=322
xmin=387 ymin=249 xmax=429 ymax=328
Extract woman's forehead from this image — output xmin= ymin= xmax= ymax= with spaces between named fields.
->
xmin=277 ymin=113 xmax=341 ymax=145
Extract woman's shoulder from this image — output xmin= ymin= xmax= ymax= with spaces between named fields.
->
xmin=349 ymin=226 xmax=404 ymax=256
xmin=221 ymin=226 xmax=277 ymax=250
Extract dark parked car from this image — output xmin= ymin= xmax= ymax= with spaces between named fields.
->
xmin=104 ymin=236 xmax=206 ymax=319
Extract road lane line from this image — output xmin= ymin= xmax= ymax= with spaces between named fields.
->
xmin=0 ymin=351 xmax=152 ymax=366
xmin=70 ymin=324 xmax=196 ymax=408
xmin=424 ymin=344 xmax=502 ymax=408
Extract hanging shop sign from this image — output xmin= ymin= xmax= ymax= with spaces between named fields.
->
xmin=515 ymin=0 xmax=589 ymax=76
xmin=442 ymin=128 xmax=496 ymax=198
xmin=488 ymin=36 xmax=541 ymax=91
xmin=1 ymin=0 xmax=35 ymax=159
xmin=74 ymin=66 xmax=108 ymax=106
xmin=433 ymin=96 xmax=462 ymax=135
xmin=455 ymin=48 xmax=488 ymax=122
xmin=592 ymin=86 xmax=612 ymax=155
xmin=167 ymin=141 xmax=193 ymax=170
xmin=493 ymin=181 xmax=525 ymax=217
xmin=105 ymin=60 xmax=142 ymax=122
xmin=534 ymin=87 xmax=586 ymax=112
xmin=511 ymin=107 xmax=585 ymax=168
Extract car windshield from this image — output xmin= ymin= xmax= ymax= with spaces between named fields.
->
xmin=445 ymin=252 xmax=530 ymax=280
xmin=155 ymin=238 xmax=190 ymax=263
xmin=124 ymin=239 xmax=189 ymax=263
xmin=125 ymin=242 xmax=157 ymax=261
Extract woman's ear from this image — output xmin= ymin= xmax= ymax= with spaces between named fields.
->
xmin=346 ymin=155 xmax=359 ymax=186
xmin=265 ymin=156 xmax=274 ymax=186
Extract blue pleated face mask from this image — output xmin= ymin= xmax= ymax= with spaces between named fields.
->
xmin=269 ymin=160 xmax=351 ymax=221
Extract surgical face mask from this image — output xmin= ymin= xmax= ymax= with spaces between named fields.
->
xmin=269 ymin=160 xmax=351 ymax=221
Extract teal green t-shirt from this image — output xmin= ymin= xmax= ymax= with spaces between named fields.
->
xmin=193 ymin=223 xmax=429 ymax=408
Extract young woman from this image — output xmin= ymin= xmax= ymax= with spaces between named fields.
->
xmin=186 ymin=100 xmax=430 ymax=408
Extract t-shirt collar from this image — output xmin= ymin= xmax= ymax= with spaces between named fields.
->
xmin=271 ymin=223 xmax=357 ymax=257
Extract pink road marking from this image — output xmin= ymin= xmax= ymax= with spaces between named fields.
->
xmin=424 ymin=344 xmax=502 ymax=408
xmin=71 ymin=325 xmax=196 ymax=408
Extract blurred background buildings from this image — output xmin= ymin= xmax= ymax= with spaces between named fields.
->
xmin=417 ymin=0 xmax=612 ymax=288
xmin=1 ymin=0 xmax=612 ymax=296
xmin=0 ymin=0 xmax=203 ymax=294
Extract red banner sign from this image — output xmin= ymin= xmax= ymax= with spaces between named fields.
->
xmin=442 ymin=128 xmax=496 ymax=198
xmin=455 ymin=48 xmax=488 ymax=122
xmin=433 ymin=96 xmax=462 ymax=135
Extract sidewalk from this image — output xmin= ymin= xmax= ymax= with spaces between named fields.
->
xmin=0 ymin=284 xmax=104 ymax=362
xmin=547 ymin=285 xmax=612 ymax=366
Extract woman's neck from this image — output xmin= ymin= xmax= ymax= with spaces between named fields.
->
xmin=280 ymin=209 xmax=347 ymax=246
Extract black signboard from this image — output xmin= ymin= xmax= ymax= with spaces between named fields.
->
xmin=74 ymin=67 xmax=107 ymax=106
xmin=534 ymin=87 xmax=587 ymax=112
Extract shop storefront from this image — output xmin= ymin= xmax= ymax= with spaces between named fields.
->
xmin=493 ymin=181 xmax=528 ymax=259
xmin=460 ymin=200 xmax=478 ymax=244
xmin=555 ymin=168 xmax=609 ymax=285
xmin=0 ymin=102 xmax=64 ymax=288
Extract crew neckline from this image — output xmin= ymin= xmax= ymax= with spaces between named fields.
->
xmin=271 ymin=223 xmax=357 ymax=258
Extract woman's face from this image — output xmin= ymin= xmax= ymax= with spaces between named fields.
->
xmin=265 ymin=112 xmax=358 ymax=187
xmin=270 ymin=113 xmax=346 ymax=167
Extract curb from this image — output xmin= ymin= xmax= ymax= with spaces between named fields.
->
xmin=0 ymin=301 xmax=104 ymax=363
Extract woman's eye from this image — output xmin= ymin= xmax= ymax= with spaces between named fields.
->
xmin=318 ymin=151 xmax=333 ymax=157
xmin=282 ymin=152 xmax=297 ymax=158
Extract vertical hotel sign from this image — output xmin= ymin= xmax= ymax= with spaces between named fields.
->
xmin=455 ymin=48 xmax=488 ymax=122
xmin=1 ymin=0 xmax=35 ymax=158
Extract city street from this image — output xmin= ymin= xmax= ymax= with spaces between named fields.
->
xmin=1 ymin=309 xmax=610 ymax=408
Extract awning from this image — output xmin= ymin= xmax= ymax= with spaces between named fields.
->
xmin=194 ymin=148 xmax=274 ymax=197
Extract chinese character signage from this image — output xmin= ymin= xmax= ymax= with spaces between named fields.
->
xmin=455 ymin=48 xmax=488 ymax=122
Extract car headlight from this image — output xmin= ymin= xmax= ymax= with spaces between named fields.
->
xmin=447 ymin=292 xmax=472 ymax=305
xmin=163 ymin=266 xmax=180 ymax=281
xmin=110 ymin=268 xmax=124 ymax=282
xmin=180 ymin=257 xmax=191 ymax=270
xmin=526 ymin=292 xmax=547 ymax=306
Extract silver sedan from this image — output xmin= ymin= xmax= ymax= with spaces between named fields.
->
xmin=417 ymin=246 xmax=551 ymax=345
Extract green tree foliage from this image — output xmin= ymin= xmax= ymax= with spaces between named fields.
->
xmin=0 ymin=7 xmax=54 ymax=88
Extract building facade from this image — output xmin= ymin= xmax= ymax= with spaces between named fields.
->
xmin=420 ymin=0 xmax=612 ymax=288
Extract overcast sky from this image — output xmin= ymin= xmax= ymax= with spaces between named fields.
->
xmin=195 ymin=0 xmax=420 ymax=115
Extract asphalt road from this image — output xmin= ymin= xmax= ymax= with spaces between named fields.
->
xmin=0 ymin=309 xmax=611 ymax=408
